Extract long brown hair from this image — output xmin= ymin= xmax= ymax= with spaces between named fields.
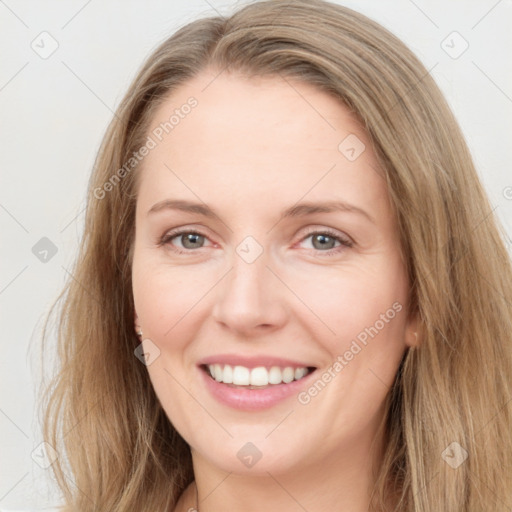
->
xmin=40 ymin=1 xmax=512 ymax=510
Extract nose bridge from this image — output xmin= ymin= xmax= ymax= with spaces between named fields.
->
xmin=211 ymin=238 xmax=287 ymax=333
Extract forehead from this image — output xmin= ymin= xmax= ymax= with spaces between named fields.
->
xmin=137 ymin=70 xmax=389 ymax=220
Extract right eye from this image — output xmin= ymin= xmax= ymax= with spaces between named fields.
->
xmin=159 ymin=229 xmax=213 ymax=254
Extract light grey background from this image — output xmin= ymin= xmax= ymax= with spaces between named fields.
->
xmin=1 ymin=0 xmax=511 ymax=509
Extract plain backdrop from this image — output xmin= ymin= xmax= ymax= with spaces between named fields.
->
xmin=1 ymin=0 xmax=511 ymax=509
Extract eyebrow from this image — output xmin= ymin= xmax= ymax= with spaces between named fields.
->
xmin=147 ymin=199 xmax=375 ymax=224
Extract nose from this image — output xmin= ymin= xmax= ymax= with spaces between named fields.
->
xmin=211 ymin=248 xmax=288 ymax=337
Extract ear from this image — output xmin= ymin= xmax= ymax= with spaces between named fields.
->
xmin=404 ymin=309 xmax=421 ymax=348
xmin=134 ymin=309 xmax=141 ymax=334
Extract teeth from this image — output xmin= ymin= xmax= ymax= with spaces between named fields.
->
xmin=282 ymin=367 xmax=294 ymax=383
xmin=268 ymin=366 xmax=282 ymax=385
xmin=213 ymin=364 xmax=222 ymax=382
xmin=233 ymin=365 xmax=250 ymax=385
xmin=250 ymin=367 xmax=268 ymax=386
xmin=222 ymin=364 xmax=233 ymax=384
xmin=295 ymin=367 xmax=307 ymax=380
xmin=206 ymin=364 xmax=311 ymax=386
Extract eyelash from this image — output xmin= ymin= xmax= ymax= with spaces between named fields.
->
xmin=158 ymin=227 xmax=353 ymax=257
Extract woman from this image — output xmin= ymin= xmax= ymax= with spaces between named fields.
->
xmin=38 ymin=0 xmax=512 ymax=511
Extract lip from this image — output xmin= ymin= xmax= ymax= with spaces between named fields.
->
xmin=197 ymin=353 xmax=316 ymax=369
xmin=198 ymin=364 xmax=317 ymax=411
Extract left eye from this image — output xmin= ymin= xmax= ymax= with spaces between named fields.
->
xmin=298 ymin=230 xmax=353 ymax=254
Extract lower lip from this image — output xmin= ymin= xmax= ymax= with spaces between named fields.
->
xmin=199 ymin=366 xmax=316 ymax=411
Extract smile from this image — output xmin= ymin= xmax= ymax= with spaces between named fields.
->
xmin=198 ymin=358 xmax=318 ymax=410
xmin=203 ymin=364 xmax=314 ymax=388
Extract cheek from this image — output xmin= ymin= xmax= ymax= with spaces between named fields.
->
xmin=132 ymin=257 xmax=206 ymax=342
xmin=288 ymin=258 xmax=409 ymax=353
xmin=289 ymin=264 xmax=408 ymax=433
xmin=132 ymin=260 xmax=210 ymax=435
xmin=133 ymin=248 xmax=409 ymax=360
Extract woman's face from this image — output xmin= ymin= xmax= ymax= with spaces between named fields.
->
xmin=131 ymin=70 xmax=418 ymax=477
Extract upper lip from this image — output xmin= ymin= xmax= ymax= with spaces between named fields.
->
xmin=197 ymin=354 xmax=317 ymax=369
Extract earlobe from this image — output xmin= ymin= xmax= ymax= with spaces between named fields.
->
xmin=134 ymin=310 xmax=143 ymax=339
xmin=405 ymin=329 xmax=420 ymax=348
xmin=405 ymin=312 xmax=421 ymax=348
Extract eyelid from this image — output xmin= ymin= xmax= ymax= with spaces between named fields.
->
xmin=298 ymin=226 xmax=353 ymax=246
xmin=159 ymin=225 xmax=354 ymax=255
xmin=159 ymin=227 xmax=213 ymax=249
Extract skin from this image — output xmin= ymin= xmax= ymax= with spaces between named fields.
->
xmin=131 ymin=69 xmax=419 ymax=512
